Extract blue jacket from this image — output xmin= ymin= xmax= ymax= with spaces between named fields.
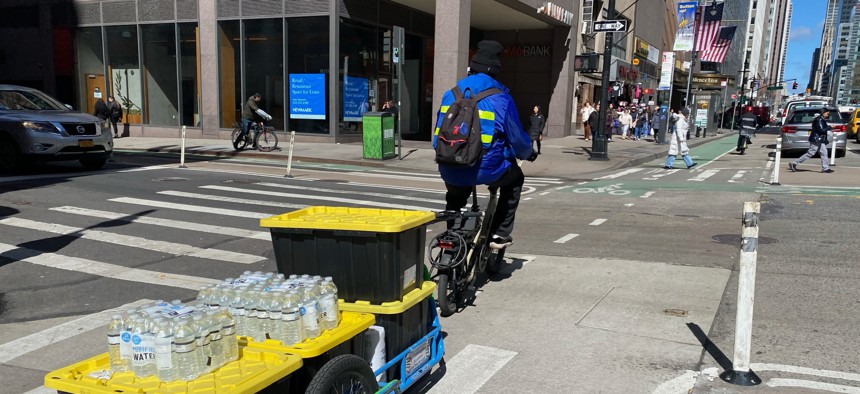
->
xmin=432 ymin=74 xmax=533 ymax=186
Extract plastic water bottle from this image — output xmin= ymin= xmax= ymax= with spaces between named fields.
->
xmin=131 ymin=316 xmax=156 ymax=378
xmin=299 ymin=287 xmax=321 ymax=339
xmin=281 ymin=290 xmax=304 ymax=345
xmin=244 ymin=290 xmax=261 ymax=340
xmin=254 ymin=291 xmax=272 ymax=342
xmin=205 ymin=310 xmax=224 ymax=370
xmin=197 ymin=285 xmax=213 ymax=304
xmin=192 ymin=315 xmax=211 ymax=374
xmin=319 ymin=277 xmax=340 ymax=330
xmin=173 ymin=319 xmax=199 ymax=381
xmin=266 ymin=292 xmax=284 ymax=342
xmin=229 ymin=289 xmax=248 ymax=336
xmin=107 ymin=314 xmax=128 ymax=372
xmin=119 ymin=309 xmax=138 ymax=368
xmin=154 ymin=320 xmax=177 ymax=382
xmin=218 ymin=307 xmax=239 ymax=363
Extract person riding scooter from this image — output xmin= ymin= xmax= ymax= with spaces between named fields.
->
xmin=736 ymin=106 xmax=758 ymax=155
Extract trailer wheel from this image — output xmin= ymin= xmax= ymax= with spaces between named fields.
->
xmin=305 ymin=354 xmax=377 ymax=394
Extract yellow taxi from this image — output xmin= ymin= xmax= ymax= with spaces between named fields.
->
xmin=850 ymin=108 xmax=860 ymax=142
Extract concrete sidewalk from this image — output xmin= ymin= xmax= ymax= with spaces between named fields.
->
xmin=111 ymin=129 xmax=734 ymax=178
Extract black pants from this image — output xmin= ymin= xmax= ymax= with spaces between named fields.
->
xmin=531 ymin=138 xmax=541 ymax=153
xmin=110 ymin=119 xmax=119 ymax=136
xmin=444 ymin=164 xmax=524 ymax=238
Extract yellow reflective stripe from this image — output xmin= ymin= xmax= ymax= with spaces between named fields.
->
xmin=440 ymin=105 xmax=450 ymax=113
xmin=478 ymin=110 xmax=495 ymax=121
xmin=481 ymin=134 xmax=493 ymax=143
xmin=434 ymin=127 xmax=440 ymax=135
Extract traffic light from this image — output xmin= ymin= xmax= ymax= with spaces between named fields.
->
xmin=792 ymin=81 xmax=798 ymax=90
xmin=750 ymin=79 xmax=756 ymax=89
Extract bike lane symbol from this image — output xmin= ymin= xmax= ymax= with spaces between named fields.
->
xmin=572 ymin=183 xmax=632 ymax=196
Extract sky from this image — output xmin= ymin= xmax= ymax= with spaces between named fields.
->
xmin=783 ymin=0 xmax=826 ymax=95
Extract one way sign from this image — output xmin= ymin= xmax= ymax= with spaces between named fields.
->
xmin=593 ymin=20 xmax=628 ymax=32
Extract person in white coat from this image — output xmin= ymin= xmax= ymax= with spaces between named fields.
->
xmin=663 ymin=108 xmax=697 ymax=169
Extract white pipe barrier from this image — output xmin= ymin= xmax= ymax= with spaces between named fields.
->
xmin=285 ymin=130 xmax=295 ymax=178
xmin=829 ymin=137 xmax=837 ymax=166
xmin=720 ymin=201 xmax=761 ymax=386
xmin=771 ymin=137 xmax=781 ymax=185
xmin=179 ymin=125 xmax=187 ymax=169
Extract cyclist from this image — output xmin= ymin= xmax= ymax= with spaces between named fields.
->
xmin=432 ymin=40 xmax=537 ymax=250
xmin=736 ymin=106 xmax=758 ymax=154
xmin=238 ymin=93 xmax=268 ymax=148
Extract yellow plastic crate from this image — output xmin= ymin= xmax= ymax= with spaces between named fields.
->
xmin=338 ymin=281 xmax=436 ymax=315
xmin=44 ymin=347 xmax=302 ymax=394
xmin=241 ymin=311 xmax=375 ymax=358
xmin=259 ymin=206 xmax=435 ymax=233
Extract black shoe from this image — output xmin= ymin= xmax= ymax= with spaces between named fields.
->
xmin=687 ymin=163 xmax=697 ymax=169
xmin=788 ymin=162 xmax=797 ymax=172
xmin=822 ymin=168 xmax=834 ymax=173
xmin=663 ymin=166 xmax=675 ymax=169
xmin=489 ymin=234 xmax=513 ymax=250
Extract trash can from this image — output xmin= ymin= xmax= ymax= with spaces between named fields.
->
xmin=362 ymin=112 xmax=396 ymax=160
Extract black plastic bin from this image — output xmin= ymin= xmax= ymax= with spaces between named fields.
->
xmin=261 ymin=207 xmax=435 ymax=304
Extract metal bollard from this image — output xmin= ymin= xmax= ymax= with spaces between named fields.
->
xmin=829 ymin=138 xmax=837 ymax=166
xmin=771 ymin=137 xmax=781 ymax=185
xmin=179 ymin=125 xmax=187 ymax=169
xmin=284 ymin=130 xmax=295 ymax=178
xmin=720 ymin=201 xmax=762 ymax=386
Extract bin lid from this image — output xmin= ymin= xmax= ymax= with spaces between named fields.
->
xmin=260 ymin=206 xmax=435 ymax=232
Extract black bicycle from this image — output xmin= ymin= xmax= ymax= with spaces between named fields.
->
xmin=231 ymin=121 xmax=278 ymax=152
xmin=427 ymin=187 xmax=506 ymax=317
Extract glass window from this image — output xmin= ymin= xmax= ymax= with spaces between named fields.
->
xmin=75 ymin=27 xmax=106 ymax=115
xmin=287 ymin=16 xmax=330 ymax=134
xmin=219 ymin=20 xmax=241 ymax=128
xmin=340 ymin=22 xmax=381 ymax=133
xmin=105 ymin=26 xmax=143 ymax=124
xmin=244 ymin=18 xmax=284 ymax=130
xmin=179 ymin=23 xmax=200 ymax=127
xmin=141 ymin=24 xmax=179 ymax=126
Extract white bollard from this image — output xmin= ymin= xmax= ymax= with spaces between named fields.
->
xmin=179 ymin=125 xmax=187 ymax=169
xmin=829 ymin=138 xmax=837 ymax=166
xmin=284 ymin=130 xmax=295 ymax=178
xmin=720 ymin=201 xmax=761 ymax=386
xmin=771 ymin=137 xmax=781 ymax=185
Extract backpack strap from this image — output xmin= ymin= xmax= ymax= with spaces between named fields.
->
xmin=451 ymin=85 xmax=464 ymax=100
xmin=474 ymin=88 xmax=501 ymax=102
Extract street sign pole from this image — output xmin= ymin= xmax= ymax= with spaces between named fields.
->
xmin=590 ymin=0 xmax=615 ymax=161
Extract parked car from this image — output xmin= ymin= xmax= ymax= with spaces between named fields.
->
xmin=847 ymin=108 xmax=860 ymax=142
xmin=0 ymin=84 xmax=112 ymax=172
xmin=780 ymin=106 xmax=846 ymax=157
xmin=781 ymin=98 xmax=830 ymax=125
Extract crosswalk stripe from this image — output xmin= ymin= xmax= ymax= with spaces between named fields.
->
xmin=595 ymin=168 xmax=644 ymax=180
xmin=158 ymin=190 xmax=307 ymax=210
xmin=117 ymin=164 xmax=173 ymax=173
xmin=110 ymin=197 xmax=271 ymax=219
xmin=200 ymin=185 xmax=436 ymax=211
xmin=0 ymin=242 xmax=219 ymax=289
xmin=688 ymin=169 xmax=720 ymax=182
xmin=182 ymin=166 xmax=318 ymax=181
xmin=49 ymin=206 xmax=271 ymax=240
xmin=0 ymin=299 xmax=154 ymax=364
xmin=0 ymin=217 xmax=265 ymax=264
xmin=728 ymin=170 xmax=747 ymax=183
xmin=347 ymin=182 xmax=445 ymax=194
xmin=426 ymin=345 xmax=517 ymax=394
xmin=255 ymin=182 xmax=446 ymax=205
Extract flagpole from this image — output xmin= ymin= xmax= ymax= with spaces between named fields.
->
xmin=684 ymin=0 xmax=705 ymax=113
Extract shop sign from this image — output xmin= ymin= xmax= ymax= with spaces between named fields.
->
xmin=537 ymin=2 xmax=574 ymax=25
xmin=289 ymin=73 xmax=326 ymax=120
xmin=505 ymin=45 xmax=551 ymax=57
xmin=692 ymin=76 xmax=724 ymax=86
xmin=659 ymin=52 xmax=675 ymax=91
xmin=618 ymin=65 xmax=639 ymax=81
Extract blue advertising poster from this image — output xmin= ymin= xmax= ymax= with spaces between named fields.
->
xmin=343 ymin=76 xmax=369 ymax=122
xmin=289 ymin=73 xmax=326 ymax=120
xmin=673 ymin=2 xmax=697 ymax=51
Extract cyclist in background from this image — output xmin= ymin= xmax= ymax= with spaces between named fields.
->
xmin=238 ymin=93 xmax=267 ymax=148
xmin=432 ymin=40 xmax=537 ymax=250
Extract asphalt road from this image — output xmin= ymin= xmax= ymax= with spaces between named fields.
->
xmin=1 ymin=135 xmax=859 ymax=393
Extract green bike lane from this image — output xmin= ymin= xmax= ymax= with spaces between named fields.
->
xmin=561 ymin=135 xmax=860 ymax=197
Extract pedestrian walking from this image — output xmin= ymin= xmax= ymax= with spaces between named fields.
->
xmin=588 ymin=103 xmax=601 ymax=141
xmin=619 ymin=108 xmax=633 ymax=140
xmin=664 ymin=108 xmax=697 ymax=169
xmin=606 ymin=103 xmax=617 ymax=142
xmin=528 ymin=105 xmax=545 ymax=154
xmin=789 ymin=107 xmax=835 ymax=173
xmin=634 ymin=108 xmax=648 ymax=141
xmin=93 ymin=98 xmax=109 ymax=121
xmin=107 ymin=96 xmax=123 ymax=138
xmin=580 ymin=101 xmax=593 ymax=141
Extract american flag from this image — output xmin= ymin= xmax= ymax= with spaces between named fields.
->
xmin=700 ymin=26 xmax=737 ymax=63
xmin=694 ymin=2 xmax=724 ymax=52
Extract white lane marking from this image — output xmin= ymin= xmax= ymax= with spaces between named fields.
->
xmin=539 ymin=191 xmax=550 ymax=196
xmin=0 ymin=218 xmax=265 ymax=264
xmin=523 ymin=197 xmax=532 ymax=201
xmin=116 ymin=164 xmax=174 ymax=173
xmin=553 ymin=233 xmax=579 ymax=243
xmin=624 ymin=203 xmax=635 ymax=207
xmin=641 ymin=191 xmax=655 ymax=198
xmin=589 ymin=218 xmax=607 ymax=226
xmin=728 ymin=170 xmax=747 ymax=183
xmin=111 ymin=197 xmax=270 ymax=219
xmin=158 ymin=190 xmax=307 ymax=210
xmin=182 ymin=166 xmax=318 ymax=181
xmin=578 ymin=181 xmax=588 ymax=185
xmin=644 ymin=169 xmax=679 ymax=180
xmin=525 ymin=176 xmax=563 ymax=182
xmin=255 ymin=182 xmax=445 ymax=205
xmin=200 ymin=185 xmax=436 ymax=211
xmin=426 ymin=345 xmax=517 ymax=394
xmin=346 ymin=172 xmax=444 ymax=183
xmin=555 ymin=185 xmax=571 ymax=191
xmin=0 ymin=299 xmax=153 ymax=364
xmin=688 ymin=169 xmax=720 ymax=182
xmin=765 ymin=160 xmax=774 ymax=169
xmin=645 ymin=169 xmax=662 ymax=174
xmin=651 ymin=370 xmax=699 ymax=394
xmin=752 ymin=363 xmax=860 ymax=382
xmin=0 ymin=242 xmax=219 ymax=289
xmin=347 ymin=182 xmax=445 ymax=194
xmin=49 ymin=206 xmax=271 ymax=240
xmin=766 ymin=378 xmax=860 ymax=393
xmin=596 ymin=168 xmax=644 ymax=179
xmin=22 ymin=387 xmax=56 ymax=394
xmin=696 ymin=147 xmax=735 ymax=169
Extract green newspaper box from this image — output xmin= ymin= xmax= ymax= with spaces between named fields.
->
xmin=362 ymin=112 xmax=396 ymax=160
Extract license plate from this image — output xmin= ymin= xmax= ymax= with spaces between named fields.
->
xmin=404 ymin=338 xmax=431 ymax=377
xmin=78 ymin=140 xmax=94 ymax=148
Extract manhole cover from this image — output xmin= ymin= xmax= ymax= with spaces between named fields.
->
xmin=221 ymin=179 xmax=257 ymax=184
xmin=664 ymin=309 xmax=688 ymax=317
xmin=712 ymin=234 xmax=778 ymax=245
xmin=152 ymin=177 xmax=189 ymax=182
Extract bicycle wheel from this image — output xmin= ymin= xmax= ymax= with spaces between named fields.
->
xmin=305 ymin=354 xmax=377 ymax=394
xmin=436 ymin=273 xmax=458 ymax=317
xmin=255 ymin=129 xmax=278 ymax=152
xmin=231 ymin=127 xmax=248 ymax=151
xmin=486 ymin=247 xmax=505 ymax=275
